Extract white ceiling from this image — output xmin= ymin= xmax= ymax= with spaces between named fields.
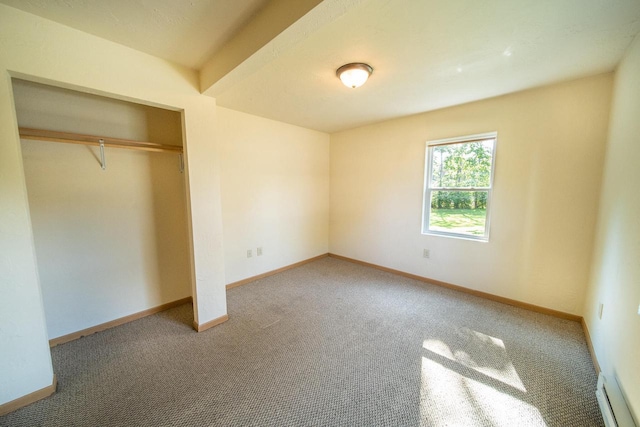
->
xmin=0 ymin=0 xmax=270 ymax=69
xmin=215 ymin=0 xmax=640 ymax=132
xmin=3 ymin=0 xmax=640 ymax=133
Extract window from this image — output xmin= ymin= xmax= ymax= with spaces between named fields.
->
xmin=422 ymin=132 xmax=497 ymax=241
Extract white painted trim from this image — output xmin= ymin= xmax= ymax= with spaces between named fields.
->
xmin=421 ymin=132 xmax=498 ymax=241
xmin=426 ymin=131 xmax=498 ymax=146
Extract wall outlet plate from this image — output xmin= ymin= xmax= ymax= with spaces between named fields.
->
xmin=247 ymin=249 xmax=252 ymax=258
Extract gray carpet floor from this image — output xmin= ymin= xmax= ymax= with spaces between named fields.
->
xmin=1 ymin=257 xmax=603 ymax=426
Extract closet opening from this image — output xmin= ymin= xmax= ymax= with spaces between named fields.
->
xmin=11 ymin=78 xmax=194 ymax=346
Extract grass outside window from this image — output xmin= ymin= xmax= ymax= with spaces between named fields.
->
xmin=429 ymin=208 xmax=487 ymax=236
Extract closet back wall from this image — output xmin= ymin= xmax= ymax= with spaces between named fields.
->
xmin=13 ymin=79 xmax=191 ymax=340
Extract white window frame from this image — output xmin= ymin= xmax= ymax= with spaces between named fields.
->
xmin=421 ymin=132 xmax=497 ymax=241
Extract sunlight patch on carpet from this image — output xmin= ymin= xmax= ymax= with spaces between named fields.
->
xmin=422 ymin=328 xmax=526 ymax=392
xmin=420 ymin=328 xmax=546 ymax=426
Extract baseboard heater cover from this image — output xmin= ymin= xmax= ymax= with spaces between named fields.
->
xmin=596 ymin=373 xmax=637 ymax=427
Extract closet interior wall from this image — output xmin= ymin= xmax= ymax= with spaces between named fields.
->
xmin=12 ymin=79 xmax=192 ymax=341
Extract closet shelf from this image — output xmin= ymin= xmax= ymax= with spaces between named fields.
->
xmin=18 ymin=127 xmax=183 ymax=153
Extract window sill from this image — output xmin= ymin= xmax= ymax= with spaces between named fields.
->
xmin=422 ymin=230 xmax=489 ymax=242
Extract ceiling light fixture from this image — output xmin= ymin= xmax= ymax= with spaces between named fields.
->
xmin=336 ymin=63 xmax=373 ymax=88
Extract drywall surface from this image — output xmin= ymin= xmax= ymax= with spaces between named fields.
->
xmin=0 ymin=68 xmax=54 ymax=409
xmin=330 ymin=74 xmax=613 ymax=315
xmin=0 ymin=4 xmax=226 ymax=405
xmin=14 ymin=80 xmax=191 ymax=340
xmin=217 ymin=107 xmax=329 ymax=284
xmin=584 ymin=35 xmax=640 ymax=422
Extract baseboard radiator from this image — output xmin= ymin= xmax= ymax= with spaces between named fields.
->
xmin=596 ymin=373 xmax=637 ymax=427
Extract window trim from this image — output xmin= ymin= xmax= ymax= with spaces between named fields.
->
xmin=421 ymin=131 xmax=497 ymax=241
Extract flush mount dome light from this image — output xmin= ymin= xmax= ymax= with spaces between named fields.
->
xmin=336 ymin=63 xmax=373 ymax=88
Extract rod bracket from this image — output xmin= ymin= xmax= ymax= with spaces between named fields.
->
xmin=99 ymin=139 xmax=106 ymax=170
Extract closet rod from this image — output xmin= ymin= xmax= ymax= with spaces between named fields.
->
xmin=18 ymin=127 xmax=183 ymax=154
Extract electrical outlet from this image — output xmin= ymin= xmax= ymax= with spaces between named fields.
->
xmin=598 ymin=303 xmax=604 ymax=320
xmin=247 ymin=249 xmax=252 ymax=258
xmin=423 ymin=249 xmax=430 ymax=259
xmin=637 ymin=303 xmax=640 ymax=316
xmin=257 ymin=247 xmax=263 ymax=256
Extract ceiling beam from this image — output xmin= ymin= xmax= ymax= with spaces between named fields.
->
xmin=199 ymin=0 xmax=322 ymax=95
xmin=200 ymin=0 xmax=367 ymax=97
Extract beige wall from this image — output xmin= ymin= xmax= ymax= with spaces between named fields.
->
xmin=0 ymin=4 xmax=226 ymax=405
xmin=14 ymin=80 xmax=191 ymax=340
xmin=583 ymin=35 xmax=640 ymax=422
xmin=217 ymin=107 xmax=330 ymax=284
xmin=330 ymin=74 xmax=613 ymax=315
